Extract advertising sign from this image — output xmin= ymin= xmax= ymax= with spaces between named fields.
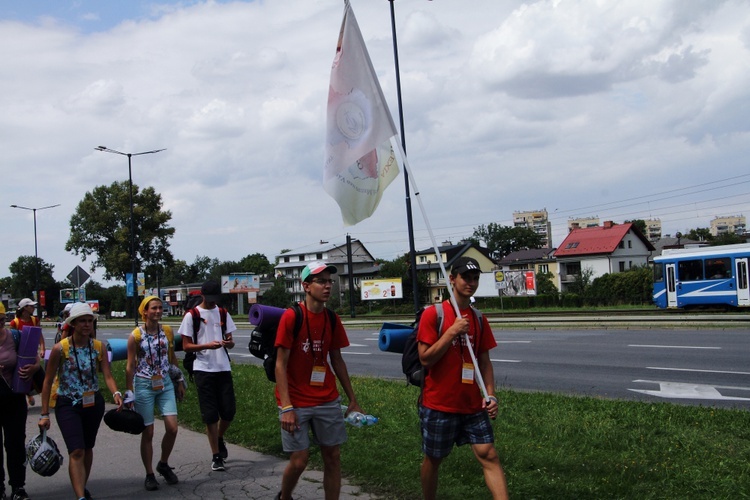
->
xmin=60 ymin=288 xmax=86 ymax=303
xmin=86 ymin=300 xmax=100 ymax=313
xmin=361 ymin=278 xmax=403 ymax=300
xmin=499 ymin=270 xmax=537 ymax=297
xmin=221 ymin=275 xmax=260 ymax=294
xmin=137 ymin=273 xmax=146 ymax=297
xmin=126 ymin=273 xmax=134 ymax=297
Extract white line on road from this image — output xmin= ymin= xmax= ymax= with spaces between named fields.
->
xmin=629 ymin=344 xmax=720 ymax=349
xmin=348 ymin=343 xmax=367 ymax=347
xmin=498 ymin=341 xmax=531 ymax=344
xmin=342 ymin=352 xmax=371 ymax=355
xmin=490 ymin=359 xmax=521 ymax=363
xmin=647 ymin=366 xmax=750 ymax=375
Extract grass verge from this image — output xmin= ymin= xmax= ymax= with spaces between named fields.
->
xmin=109 ymin=364 xmax=750 ymax=499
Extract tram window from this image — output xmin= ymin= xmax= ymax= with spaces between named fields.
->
xmin=704 ymin=258 xmax=731 ymax=279
xmin=653 ymin=263 xmax=664 ymax=282
xmin=677 ymin=259 xmax=703 ymax=281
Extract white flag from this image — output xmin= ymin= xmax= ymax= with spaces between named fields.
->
xmin=324 ymin=1 xmax=400 ymax=226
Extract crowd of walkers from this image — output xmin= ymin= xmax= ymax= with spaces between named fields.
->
xmin=1 ymin=259 xmax=508 ymax=500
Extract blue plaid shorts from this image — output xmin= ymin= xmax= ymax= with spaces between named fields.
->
xmin=419 ymin=405 xmax=494 ymax=458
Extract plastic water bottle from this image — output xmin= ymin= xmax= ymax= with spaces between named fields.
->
xmin=341 ymin=406 xmax=378 ymax=427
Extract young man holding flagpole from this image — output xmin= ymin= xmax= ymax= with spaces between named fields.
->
xmin=417 ymin=257 xmax=509 ymax=500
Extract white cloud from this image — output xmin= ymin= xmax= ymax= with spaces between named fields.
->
xmin=1 ymin=0 xmax=749 ymax=288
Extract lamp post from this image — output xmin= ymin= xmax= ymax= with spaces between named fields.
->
xmin=95 ymin=146 xmax=166 ymax=326
xmin=10 ymin=203 xmax=61 ymax=317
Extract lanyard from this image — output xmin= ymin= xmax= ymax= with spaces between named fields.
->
xmin=457 ymin=309 xmax=479 ymax=362
xmin=70 ymin=337 xmax=96 ymax=387
xmin=144 ymin=327 xmax=163 ymax=373
xmin=303 ymin=306 xmax=328 ymax=365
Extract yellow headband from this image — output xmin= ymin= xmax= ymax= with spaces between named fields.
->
xmin=138 ymin=295 xmax=162 ymax=320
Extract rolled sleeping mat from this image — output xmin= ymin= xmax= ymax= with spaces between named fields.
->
xmin=12 ymin=326 xmax=43 ymax=394
xmin=248 ymin=304 xmax=286 ymax=331
xmin=106 ymin=338 xmax=129 ymax=362
xmin=378 ymin=323 xmax=414 ymax=354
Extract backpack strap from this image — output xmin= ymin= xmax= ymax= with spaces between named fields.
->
xmin=9 ymin=328 xmax=21 ymax=351
xmin=131 ymin=327 xmax=142 ymax=344
xmin=188 ymin=308 xmax=201 ymax=344
xmin=219 ymin=308 xmax=227 ymax=337
xmin=163 ymin=325 xmax=174 ymax=360
xmin=290 ymin=302 xmax=336 ymax=340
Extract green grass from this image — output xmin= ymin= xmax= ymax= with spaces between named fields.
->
xmin=108 ymin=364 xmax=750 ymax=499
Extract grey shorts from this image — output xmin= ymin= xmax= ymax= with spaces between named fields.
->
xmin=280 ymin=397 xmax=347 ymax=452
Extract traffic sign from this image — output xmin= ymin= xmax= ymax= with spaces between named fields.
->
xmin=67 ymin=265 xmax=90 ymax=286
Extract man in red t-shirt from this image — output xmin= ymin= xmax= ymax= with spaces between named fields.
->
xmin=417 ymin=257 xmax=508 ymax=500
xmin=274 ymin=261 xmax=364 ymax=500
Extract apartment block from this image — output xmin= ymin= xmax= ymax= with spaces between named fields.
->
xmin=568 ymin=216 xmax=599 ymax=232
xmin=513 ymin=209 xmax=552 ymax=248
xmin=710 ymin=215 xmax=747 ymax=236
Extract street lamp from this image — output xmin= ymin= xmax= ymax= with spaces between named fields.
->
xmin=95 ymin=146 xmax=166 ymax=326
xmin=10 ymin=203 xmax=61 ymax=317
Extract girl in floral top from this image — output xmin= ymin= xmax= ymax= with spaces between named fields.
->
xmin=39 ymin=302 xmax=123 ymax=500
xmin=125 ymin=296 xmax=185 ymax=491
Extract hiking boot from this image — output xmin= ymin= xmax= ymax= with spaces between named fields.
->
xmin=11 ymin=488 xmax=30 ymax=500
xmin=211 ymin=455 xmax=226 ymax=472
xmin=218 ymin=437 xmax=228 ymax=459
xmin=144 ymin=474 xmax=159 ymax=491
xmin=156 ymin=461 xmax=179 ymax=485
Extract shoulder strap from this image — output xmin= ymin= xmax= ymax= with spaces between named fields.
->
xmin=163 ymin=325 xmax=174 ymax=359
xmin=132 ymin=327 xmax=142 ymax=344
xmin=471 ymin=306 xmax=484 ymax=336
xmin=60 ymin=337 xmax=70 ymax=358
xmin=291 ymin=302 xmax=303 ymax=339
xmin=219 ymin=308 xmax=227 ymax=336
xmin=9 ymin=318 xmax=19 ymax=330
xmin=93 ymin=339 xmax=104 ymax=362
xmin=189 ymin=308 xmax=201 ymax=342
xmin=435 ymin=303 xmax=444 ymax=336
xmin=9 ymin=328 xmax=21 ymax=350
xmin=327 ymin=308 xmax=337 ymax=336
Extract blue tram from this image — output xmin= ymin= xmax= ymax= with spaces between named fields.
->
xmin=652 ymin=243 xmax=750 ymax=309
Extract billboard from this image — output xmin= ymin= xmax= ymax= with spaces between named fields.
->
xmin=496 ymin=270 xmax=537 ymax=296
xmin=221 ymin=275 xmax=260 ymax=293
xmin=361 ymin=278 xmax=403 ymax=300
xmin=60 ymin=288 xmax=86 ymax=303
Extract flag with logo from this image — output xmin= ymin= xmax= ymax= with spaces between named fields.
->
xmin=324 ymin=1 xmax=400 ymax=226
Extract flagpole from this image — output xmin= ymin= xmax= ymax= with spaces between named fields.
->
xmin=392 ymin=139 xmax=490 ymax=402
xmin=388 ymin=0 xmax=421 ymax=315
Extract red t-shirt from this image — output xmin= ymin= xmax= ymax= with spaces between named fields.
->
xmin=417 ymin=301 xmax=497 ymax=414
xmin=274 ymin=304 xmax=349 ymax=408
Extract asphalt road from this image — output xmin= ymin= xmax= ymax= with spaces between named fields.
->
xmin=46 ymin=323 xmax=750 ymax=411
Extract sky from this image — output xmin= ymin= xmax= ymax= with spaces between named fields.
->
xmin=1 ymin=0 xmax=749 ymax=288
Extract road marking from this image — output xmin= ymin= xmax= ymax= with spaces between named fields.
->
xmin=629 ymin=380 xmax=750 ymax=401
xmin=348 ymin=343 xmax=367 ymax=347
xmin=490 ymin=359 xmax=521 ymax=363
xmin=646 ymin=366 xmax=750 ymax=375
xmin=629 ymin=344 xmax=720 ymax=349
xmin=364 ymin=338 xmax=379 ymax=341
xmin=498 ymin=341 xmax=531 ymax=344
xmin=342 ymin=352 xmax=371 ymax=355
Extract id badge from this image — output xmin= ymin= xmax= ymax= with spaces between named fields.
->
xmin=310 ymin=365 xmax=326 ymax=386
xmin=461 ymin=363 xmax=475 ymax=384
xmin=151 ymin=374 xmax=164 ymax=391
xmin=82 ymin=390 xmax=96 ymax=408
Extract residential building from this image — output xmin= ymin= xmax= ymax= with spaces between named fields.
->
xmin=498 ymin=248 xmax=560 ymax=291
xmin=513 ymin=209 xmax=552 ymax=248
xmin=644 ymin=218 xmax=662 ymax=242
xmin=415 ymin=240 xmax=495 ymax=303
xmin=553 ymin=221 xmax=655 ymax=292
xmin=274 ymin=239 xmax=377 ymax=303
xmin=710 ymin=215 xmax=746 ymax=237
xmin=568 ymin=216 xmax=599 ymax=232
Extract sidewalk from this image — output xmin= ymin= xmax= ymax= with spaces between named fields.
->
xmin=23 ymin=404 xmax=376 ymax=499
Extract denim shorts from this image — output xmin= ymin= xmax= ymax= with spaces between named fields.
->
xmin=419 ymin=405 xmax=494 ymax=459
xmin=280 ymin=397 xmax=347 ymax=452
xmin=133 ymin=375 xmax=177 ymax=426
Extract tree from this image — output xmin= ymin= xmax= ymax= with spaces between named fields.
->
xmin=712 ymin=232 xmax=745 ymax=246
xmin=535 ymin=271 xmax=558 ymax=296
xmin=65 ymin=181 xmax=175 ymax=281
xmin=7 ymin=256 xmax=58 ymax=317
xmin=685 ymin=228 xmax=712 ymax=242
xmin=259 ymin=277 xmax=292 ymax=307
xmin=237 ymin=253 xmax=274 ymax=276
xmin=625 ymin=219 xmax=647 ymax=235
xmin=470 ymin=223 xmax=544 ymax=260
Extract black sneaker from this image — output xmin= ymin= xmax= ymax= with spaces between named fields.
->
xmin=211 ymin=455 xmax=226 ymax=472
xmin=156 ymin=461 xmax=179 ymax=485
xmin=218 ymin=437 xmax=228 ymax=459
xmin=84 ymin=489 xmax=93 ymax=500
xmin=144 ymin=474 xmax=159 ymax=491
xmin=11 ymin=488 xmax=30 ymax=500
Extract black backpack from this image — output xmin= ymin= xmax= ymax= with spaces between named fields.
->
xmin=401 ymin=304 xmax=483 ymax=387
xmin=261 ymin=303 xmax=336 ymax=383
xmin=182 ymin=306 xmax=228 ymax=381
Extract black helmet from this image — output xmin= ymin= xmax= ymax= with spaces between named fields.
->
xmin=104 ymin=408 xmax=145 ymax=435
xmin=26 ymin=430 xmax=64 ymax=477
